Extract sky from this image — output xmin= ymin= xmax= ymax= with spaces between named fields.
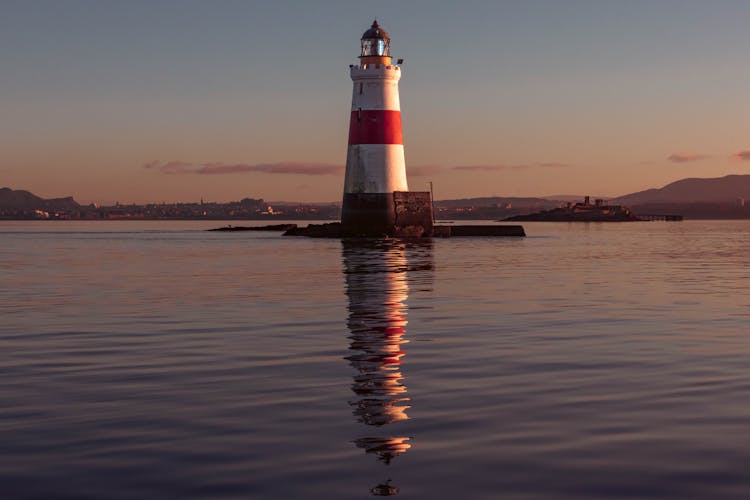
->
xmin=1 ymin=0 xmax=749 ymax=204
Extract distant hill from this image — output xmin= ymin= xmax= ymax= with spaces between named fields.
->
xmin=0 ymin=187 xmax=80 ymax=211
xmin=611 ymin=175 xmax=750 ymax=205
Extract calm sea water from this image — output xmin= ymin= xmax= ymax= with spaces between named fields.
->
xmin=2 ymin=220 xmax=750 ymax=498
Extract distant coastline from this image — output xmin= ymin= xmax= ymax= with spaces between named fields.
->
xmin=3 ymin=173 xmax=750 ymax=221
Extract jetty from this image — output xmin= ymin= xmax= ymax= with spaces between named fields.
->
xmin=208 ymin=224 xmax=297 ymax=232
xmin=282 ymin=222 xmax=525 ymax=238
xmin=635 ymin=214 xmax=684 ymax=221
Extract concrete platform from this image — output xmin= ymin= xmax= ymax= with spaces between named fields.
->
xmin=208 ymin=224 xmax=297 ymax=232
xmin=282 ymin=222 xmax=525 ymax=238
xmin=434 ymin=225 xmax=526 ymax=237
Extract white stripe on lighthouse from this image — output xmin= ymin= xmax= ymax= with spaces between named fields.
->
xmin=344 ymin=144 xmax=408 ymax=194
xmin=350 ymin=66 xmax=401 ymax=111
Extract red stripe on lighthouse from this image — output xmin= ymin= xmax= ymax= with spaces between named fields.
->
xmin=348 ymin=110 xmax=403 ymax=145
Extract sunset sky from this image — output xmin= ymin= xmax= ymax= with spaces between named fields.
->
xmin=2 ymin=0 xmax=749 ymax=203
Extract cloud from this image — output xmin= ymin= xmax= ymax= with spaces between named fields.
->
xmin=667 ymin=153 xmax=709 ymax=163
xmin=453 ymin=164 xmax=528 ymax=171
xmin=196 ymin=162 xmax=344 ymax=175
xmin=731 ymin=150 xmax=750 ymax=161
xmin=144 ymin=161 xmax=195 ymax=174
xmin=537 ymin=162 xmax=572 ymax=168
xmin=451 ymin=162 xmax=572 ymax=171
xmin=145 ymin=161 xmax=344 ymax=176
xmin=407 ymin=165 xmax=446 ymax=177
xmin=144 ymin=160 xmax=573 ymax=177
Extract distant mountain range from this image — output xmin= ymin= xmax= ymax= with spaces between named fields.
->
xmin=0 ymin=187 xmax=79 ymax=211
xmin=610 ymin=174 xmax=750 ymax=205
xmin=436 ymin=175 xmax=750 ymax=207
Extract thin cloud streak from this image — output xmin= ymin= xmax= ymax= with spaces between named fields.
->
xmin=453 ymin=164 xmax=526 ymax=171
xmin=145 ymin=161 xmax=573 ymax=177
xmin=667 ymin=153 xmax=708 ymax=163
xmin=731 ymin=150 xmax=750 ymax=161
xmin=452 ymin=162 xmax=572 ymax=171
xmin=145 ymin=161 xmax=344 ymax=175
xmin=407 ymin=165 xmax=446 ymax=177
xmin=537 ymin=162 xmax=572 ymax=168
xmin=143 ymin=160 xmax=193 ymax=174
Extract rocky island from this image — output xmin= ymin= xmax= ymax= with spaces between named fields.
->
xmin=504 ymin=196 xmax=639 ymax=222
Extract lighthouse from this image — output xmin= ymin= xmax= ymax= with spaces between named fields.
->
xmin=282 ymin=21 xmax=525 ymax=238
xmin=341 ymin=21 xmax=433 ymax=237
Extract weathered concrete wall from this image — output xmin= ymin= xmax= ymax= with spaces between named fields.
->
xmin=341 ymin=191 xmax=433 ymax=237
xmin=394 ymin=191 xmax=433 ymax=237
xmin=341 ymin=192 xmax=396 ymax=236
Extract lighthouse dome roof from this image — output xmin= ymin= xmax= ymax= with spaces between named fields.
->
xmin=361 ymin=20 xmax=389 ymax=40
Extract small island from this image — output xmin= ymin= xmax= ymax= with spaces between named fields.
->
xmin=504 ymin=196 xmax=640 ymax=222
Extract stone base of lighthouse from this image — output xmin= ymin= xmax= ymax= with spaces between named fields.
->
xmin=341 ymin=191 xmax=434 ymax=237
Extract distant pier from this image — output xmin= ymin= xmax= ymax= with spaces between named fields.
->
xmin=636 ymin=214 xmax=684 ymax=221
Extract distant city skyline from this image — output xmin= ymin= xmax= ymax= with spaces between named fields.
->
xmin=2 ymin=0 xmax=750 ymax=204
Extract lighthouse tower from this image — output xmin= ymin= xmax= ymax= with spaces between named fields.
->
xmin=342 ymin=21 xmax=431 ymax=236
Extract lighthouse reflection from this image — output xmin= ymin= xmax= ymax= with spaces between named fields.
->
xmin=342 ymin=239 xmax=433 ymax=495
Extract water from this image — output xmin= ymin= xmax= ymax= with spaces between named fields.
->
xmin=2 ymin=220 xmax=750 ymax=498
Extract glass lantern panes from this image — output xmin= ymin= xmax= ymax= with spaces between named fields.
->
xmin=361 ymin=38 xmax=390 ymax=57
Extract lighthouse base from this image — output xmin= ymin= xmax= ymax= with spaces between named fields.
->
xmin=341 ymin=191 xmax=434 ymax=237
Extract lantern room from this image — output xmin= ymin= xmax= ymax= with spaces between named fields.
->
xmin=360 ymin=20 xmax=391 ymax=64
